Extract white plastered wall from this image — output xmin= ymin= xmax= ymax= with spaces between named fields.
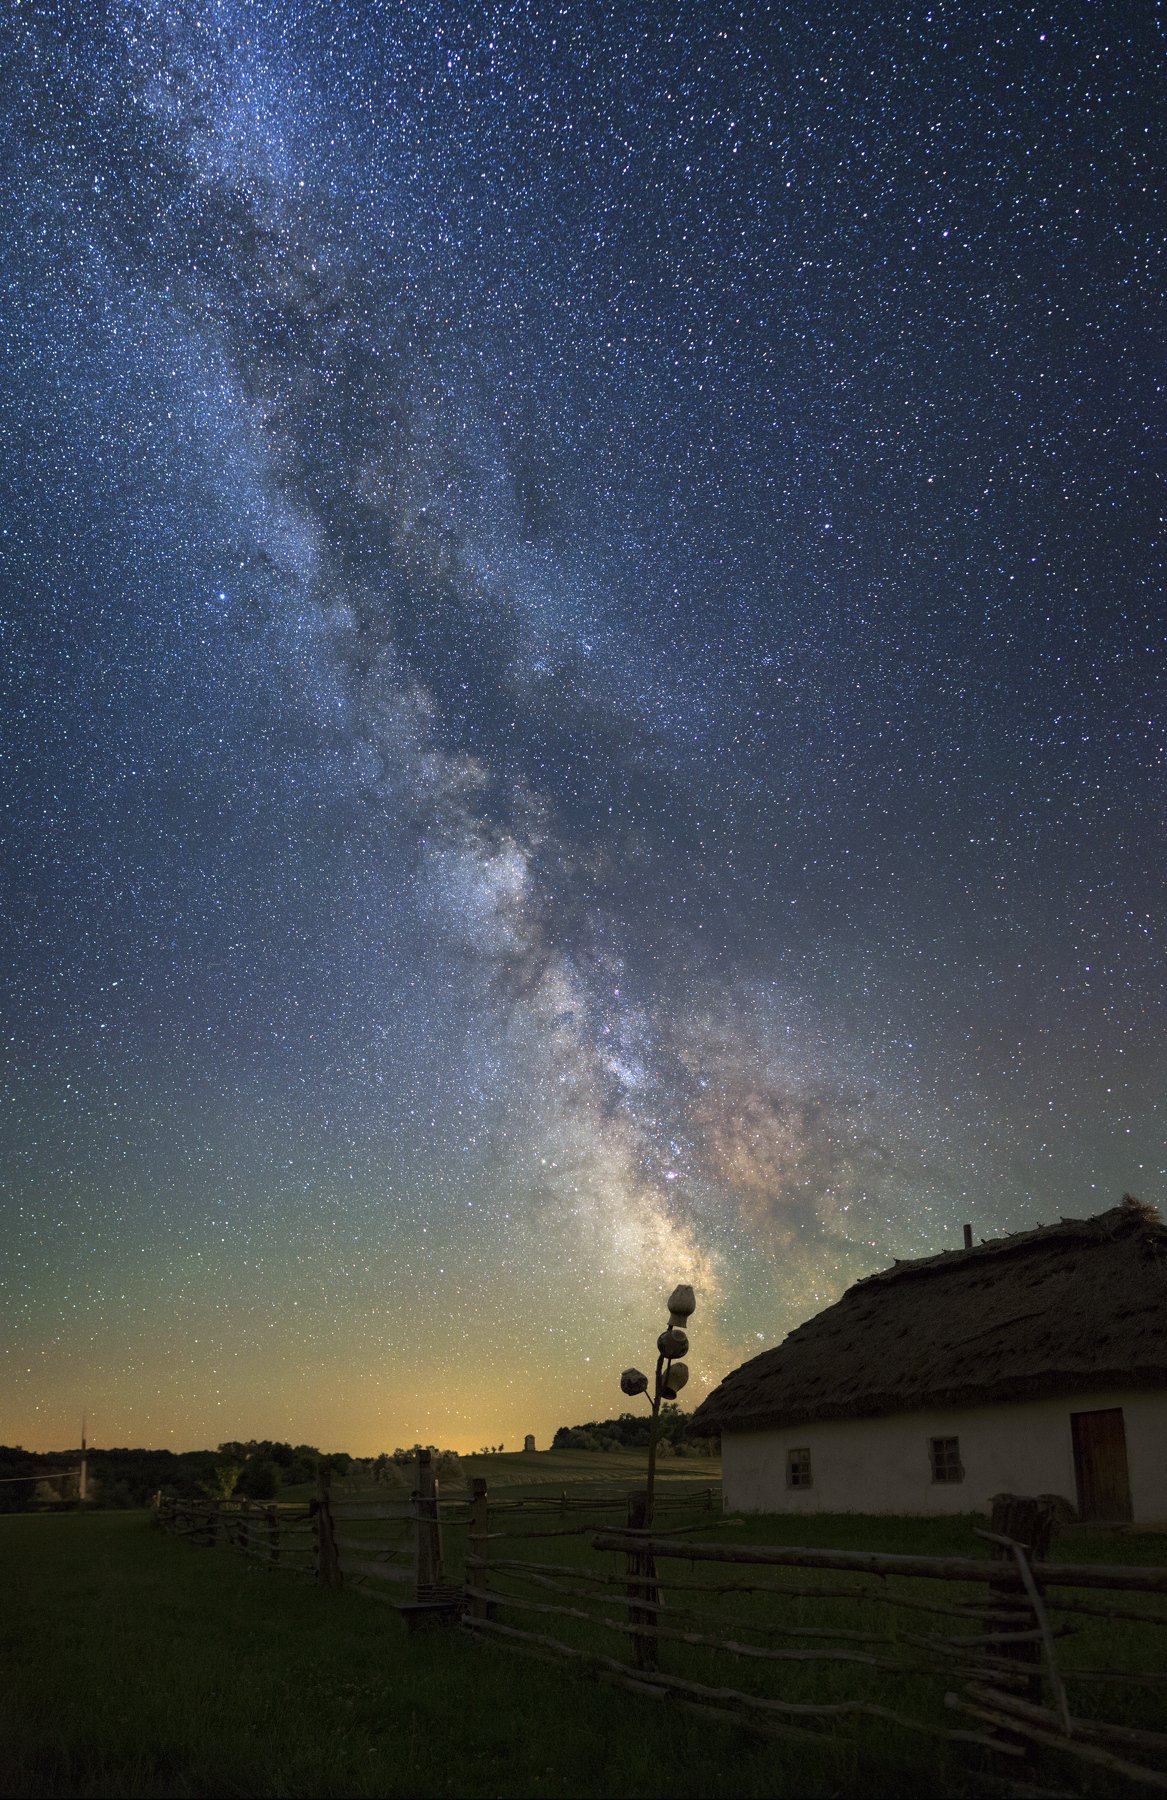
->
xmin=721 ymin=1388 xmax=1167 ymax=1522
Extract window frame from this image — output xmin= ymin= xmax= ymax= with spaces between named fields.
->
xmin=928 ymin=1435 xmax=964 ymax=1484
xmin=786 ymin=1445 xmax=813 ymax=1490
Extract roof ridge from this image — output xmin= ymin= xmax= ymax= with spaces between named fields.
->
xmin=854 ymin=1197 xmax=1162 ymax=1289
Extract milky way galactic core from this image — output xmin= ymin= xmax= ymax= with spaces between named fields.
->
xmin=2 ymin=3 xmax=1162 ymax=1452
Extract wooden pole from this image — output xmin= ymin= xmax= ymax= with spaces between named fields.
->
xmin=626 ymin=1490 xmax=659 ymax=1673
xmin=644 ymin=1357 xmax=664 ymax=1527
xmin=267 ymin=1503 xmax=280 ymax=1567
xmin=313 ymin=1466 xmax=342 ymax=1589
xmin=468 ymin=1477 xmax=491 ymax=1621
xmin=414 ymin=1449 xmax=444 ymax=1598
xmin=979 ymin=1497 xmax=1048 ymax=1774
xmin=984 ymin=1499 xmax=1050 ymax=1703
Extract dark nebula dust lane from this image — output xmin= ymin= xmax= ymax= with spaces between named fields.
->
xmin=1 ymin=2 xmax=1162 ymax=1451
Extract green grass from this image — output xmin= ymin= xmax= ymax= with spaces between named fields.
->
xmin=0 ymin=1509 xmax=820 ymax=1800
xmin=2 ymin=1496 xmax=1163 ymax=1800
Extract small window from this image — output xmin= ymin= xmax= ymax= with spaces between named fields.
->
xmin=787 ymin=1447 xmax=812 ymax=1489
xmin=929 ymin=1436 xmax=963 ymax=1483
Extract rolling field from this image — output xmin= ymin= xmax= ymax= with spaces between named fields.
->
xmin=282 ymin=1444 xmax=722 ymax=1504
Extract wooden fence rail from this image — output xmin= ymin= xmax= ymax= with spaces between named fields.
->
xmin=592 ymin=1532 xmax=1167 ymax=1593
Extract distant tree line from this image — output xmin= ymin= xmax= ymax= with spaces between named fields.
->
xmin=550 ymin=1406 xmax=718 ymax=1456
xmin=0 ymin=1439 xmax=468 ymax=1511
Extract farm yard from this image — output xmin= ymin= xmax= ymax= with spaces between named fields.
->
xmin=2 ymin=1449 xmax=1165 ymax=1800
xmin=7 ymin=6 xmax=1165 ymax=1797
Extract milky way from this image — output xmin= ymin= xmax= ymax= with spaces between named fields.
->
xmin=2 ymin=2 xmax=1163 ymax=1452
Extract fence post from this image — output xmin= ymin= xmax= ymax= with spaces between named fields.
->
xmin=626 ymin=1489 xmax=659 ymax=1673
xmin=468 ymin=1477 xmax=491 ymax=1620
xmin=267 ymin=1503 xmax=280 ymax=1567
xmin=239 ymin=1499 xmax=252 ymax=1558
xmin=560 ymin=1489 xmax=568 ymax=1520
xmin=978 ymin=1496 xmax=1049 ymax=1774
xmin=985 ymin=1497 xmax=1051 ymax=1703
xmin=313 ymin=1467 xmax=342 ymax=1589
xmin=414 ymin=1449 xmax=444 ymax=1598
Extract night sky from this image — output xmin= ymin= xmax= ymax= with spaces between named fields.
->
xmin=3 ymin=2 xmax=1163 ymax=1455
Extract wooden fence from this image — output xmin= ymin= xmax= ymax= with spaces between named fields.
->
xmin=463 ymin=1489 xmax=1167 ymax=1795
xmin=155 ymin=1455 xmax=720 ymax=1624
xmin=155 ymin=1452 xmax=449 ymax=1616
xmin=157 ymin=1469 xmax=1167 ymax=1792
xmin=155 ymin=1495 xmax=319 ymax=1573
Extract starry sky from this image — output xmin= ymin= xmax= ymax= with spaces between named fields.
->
xmin=2 ymin=1 xmax=1163 ymax=1456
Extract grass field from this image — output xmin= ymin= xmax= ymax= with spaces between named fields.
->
xmin=283 ymin=1444 xmax=723 ymax=1503
xmin=3 ymin=1457 xmax=1164 ymax=1800
xmin=0 ymin=1509 xmax=796 ymax=1800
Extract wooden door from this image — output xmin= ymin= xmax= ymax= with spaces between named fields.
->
xmin=1071 ymin=1408 xmax=1133 ymax=1522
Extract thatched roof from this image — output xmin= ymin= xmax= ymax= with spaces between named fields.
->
xmin=691 ymin=1198 xmax=1167 ymax=1436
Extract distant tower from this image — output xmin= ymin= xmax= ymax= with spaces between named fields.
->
xmin=79 ymin=1411 xmax=88 ymax=1504
xmin=524 ymin=1433 xmax=536 ymax=1453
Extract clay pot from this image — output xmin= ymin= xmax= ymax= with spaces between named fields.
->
xmin=667 ymin=1284 xmax=696 ymax=1327
xmin=660 ymin=1361 xmax=689 ymax=1398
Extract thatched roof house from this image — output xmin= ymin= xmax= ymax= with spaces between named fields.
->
xmin=693 ymin=1199 xmax=1167 ymax=1522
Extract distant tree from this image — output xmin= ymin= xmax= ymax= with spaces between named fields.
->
xmin=236 ymin=1458 xmax=278 ymax=1501
xmin=212 ymin=1460 xmax=243 ymax=1500
xmin=96 ymin=1477 xmax=135 ymax=1508
xmin=0 ymin=1449 xmax=42 ymax=1513
xmin=562 ymin=1428 xmax=598 ymax=1450
xmin=434 ymin=1450 xmax=465 ymax=1484
xmin=552 ymin=1407 xmax=705 ymax=1452
xmin=284 ymin=1447 xmax=319 ymax=1485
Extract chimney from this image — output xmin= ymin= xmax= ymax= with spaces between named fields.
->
xmin=963 ymin=1224 xmax=973 ymax=1251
